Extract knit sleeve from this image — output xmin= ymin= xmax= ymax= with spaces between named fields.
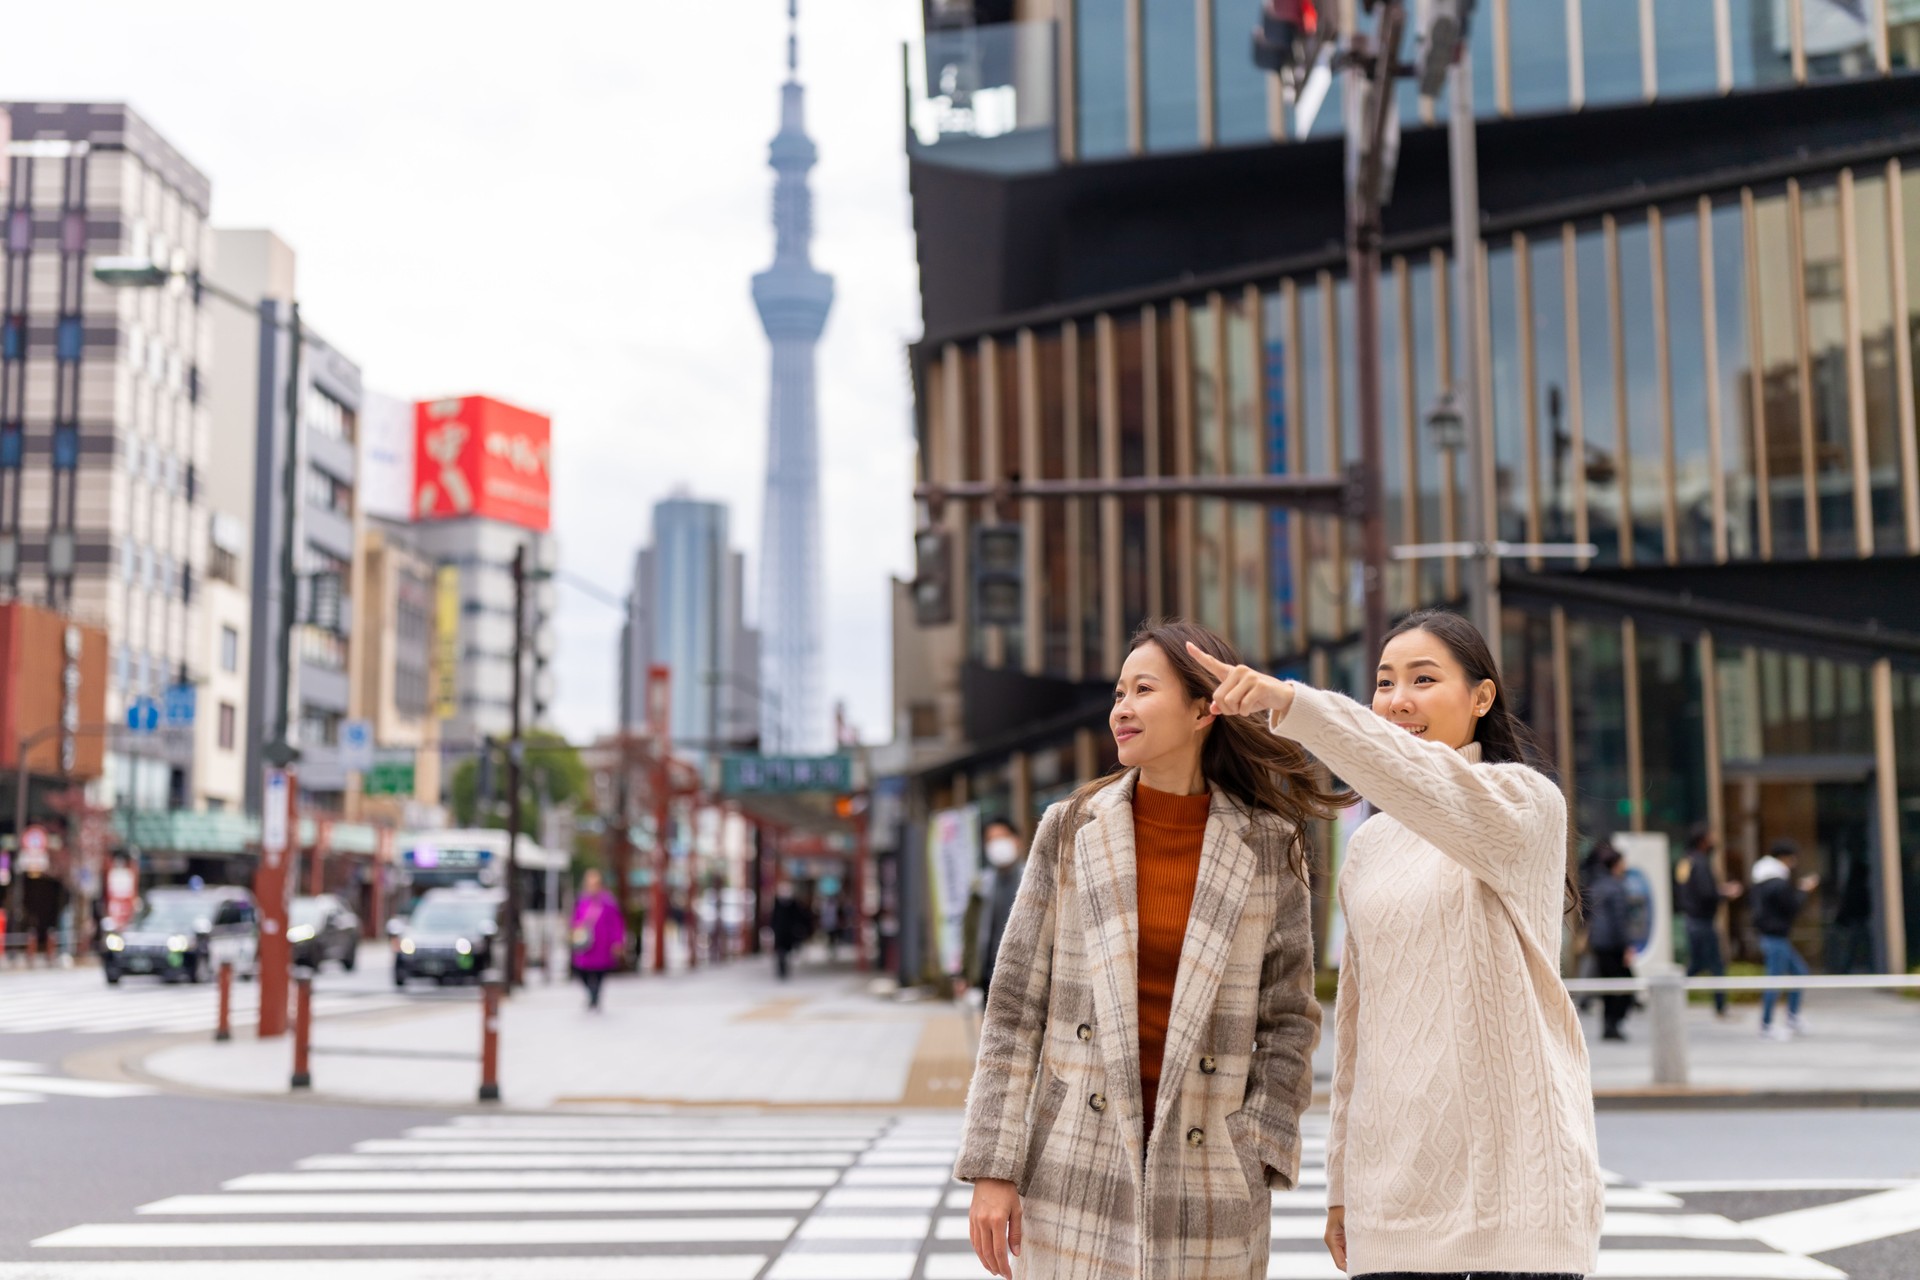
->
xmin=954 ymin=804 xmax=1064 ymax=1184
xmin=1270 ymin=683 xmax=1564 ymax=900
xmin=1325 ymin=920 xmax=1359 ymax=1208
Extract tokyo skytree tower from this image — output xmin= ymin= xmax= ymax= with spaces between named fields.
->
xmin=752 ymin=0 xmax=834 ymax=755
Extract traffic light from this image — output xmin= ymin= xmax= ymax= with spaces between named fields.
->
xmin=972 ymin=524 xmax=1023 ymax=627
xmin=1415 ymin=0 xmax=1477 ymax=97
xmin=1252 ymin=0 xmax=1322 ymax=77
xmin=914 ymin=528 xmax=954 ymax=627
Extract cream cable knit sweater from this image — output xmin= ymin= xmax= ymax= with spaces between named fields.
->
xmin=1271 ymin=684 xmax=1603 ymax=1277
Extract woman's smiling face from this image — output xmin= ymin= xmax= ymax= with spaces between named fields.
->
xmin=1371 ymin=627 xmax=1494 ymax=752
xmin=1111 ymin=641 xmax=1210 ymax=768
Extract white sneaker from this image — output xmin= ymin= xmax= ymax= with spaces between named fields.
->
xmin=1761 ymin=1022 xmax=1794 ymax=1042
xmin=1786 ymin=1014 xmax=1810 ymax=1036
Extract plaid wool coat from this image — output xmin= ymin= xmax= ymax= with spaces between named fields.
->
xmin=955 ymin=770 xmax=1321 ymax=1280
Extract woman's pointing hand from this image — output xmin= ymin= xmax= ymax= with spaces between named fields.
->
xmin=1185 ymin=642 xmax=1296 ymax=721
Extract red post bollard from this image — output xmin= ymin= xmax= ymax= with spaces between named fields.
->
xmin=289 ymin=970 xmax=314 ymax=1090
xmin=478 ymin=977 xmax=502 ymax=1103
xmin=215 ymin=962 xmax=233 ymax=1042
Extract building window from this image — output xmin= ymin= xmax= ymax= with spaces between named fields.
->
xmin=217 ymin=701 xmax=237 ymax=752
xmin=0 ymin=427 xmax=19 ymax=469
xmin=209 ymin=545 xmax=238 ymax=585
xmin=53 ymin=426 xmax=79 ymax=471
xmin=909 ymin=702 xmax=941 ymax=741
xmin=304 ymin=386 xmax=353 ymax=444
xmin=1 ymin=315 xmax=22 ymax=361
xmin=220 ymin=625 xmax=240 ymax=673
xmin=56 ymin=316 xmax=83 ymax=361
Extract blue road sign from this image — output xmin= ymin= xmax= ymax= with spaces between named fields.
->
xmin=125 ymin=697 xmax=160 ymax=734
xmin=163 ymin=683 xmax=196 ymax=728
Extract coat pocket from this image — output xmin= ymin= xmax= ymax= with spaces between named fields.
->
xmin=1222 ymin=1109 xmax=1265 ymax=1200
xmin=1017 ymin=1071 xmax=1070 ymax=1196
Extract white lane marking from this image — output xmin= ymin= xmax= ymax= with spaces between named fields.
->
xmin=298 ymin=1152 xmax=856 ymax=1171
xmin=1743 ymin=1181 xmax=1920 ymax=1256
xmin=1261 ymin=1210 xmax=1757 ymax=1242
xmin=765 ymin=1255 xmax=919 ymax=1280
xmin=431 ymin=1122 xmax=885 ymax=1138
xmin=922 ymin=1257 xmax=997 ymax=1280
xmin=839 ymin=1167 xmax=953 ymax=1186
xmin=792 ymin=1214 xmax=932 ymax=1241
xmin=819 ymin=1187 xmax=945 ymax=1210
xmin=1250 ymin=1253 xmax=1850 ymax=1280
xmin=1264 ymin=1185 xmax=1681 ymax=1212
xmin=0 ymin=1077 xmax=152 ymax=1099
xmin=0 ymin=1259 xmax=766 ymax=1279
xmin=352 ymin=1139 xmax=869 ymax=1155
xmin=223 ymin=1169 xmax=843 ymax=1192
xmin=138 ymin=1190 xmax=822 ymax=1216
xmin=34 ymin=1217 xmax=800 ymax=1249
xmin=1655 ymin=1177 xmax=1920 ymax=1193
xmin=856 ymin=1150 xmax=968 ymax=1166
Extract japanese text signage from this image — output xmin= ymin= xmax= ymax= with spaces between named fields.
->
xmin=719 ymin=753 xmax=853 ymax=796
xmin=413 ymin=396 xmax=552 ymax=532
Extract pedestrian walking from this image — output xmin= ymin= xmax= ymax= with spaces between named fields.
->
xmin=1751 ymin=838 xmax=1819 ymax=1040
xmin=769 ymin=881 xmax=808 ymax=981
xmin=957 ymin=817 xmax=1026 ymax=1007
xmin=1675 ymin=825 xmax=1741 ymax=1016
xmin=1191 ymin=608 xmax=1602 ymax=1280
xmin=819 ymin=895 xmax=841 ymax=962
xmin=958 ymin=619 xmax=1343 ymax=1280
xmin=569 ymin=869 xmax=625 ymax=1012
xmin=1584 ymin=845 xmax=1636 ymax=1041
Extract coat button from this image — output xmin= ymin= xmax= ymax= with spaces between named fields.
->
xmin=1199 ymin=1055 xmax=1217 ymax=1075
xmin=1186 ymin=1127 xmax=1205 ymax=1147
xmin=1088 ymin=1092 xmax=1107 ymax=1113
xmin=1076 ymin=1023 xmax=1092 ymax=1042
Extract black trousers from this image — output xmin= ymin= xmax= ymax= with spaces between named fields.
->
xmin=1592 ymin=945 xmax=1633 ymax=1033
xmin=580 ymin=968 xmax=606 ymax=1007
xmin=1684 ymin=918 xmax=1728 ymax=1013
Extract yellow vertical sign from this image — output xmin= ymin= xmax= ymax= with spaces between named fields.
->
xmin=434 ymin=564 xmax=460 ymax=720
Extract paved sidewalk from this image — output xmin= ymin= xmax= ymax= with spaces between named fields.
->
xmin=104 ymin=950 xmax=1920 ymax=1110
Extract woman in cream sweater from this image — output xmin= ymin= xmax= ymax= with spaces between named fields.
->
xmin=1188 ymin=609 xmax=1603 ymax=1279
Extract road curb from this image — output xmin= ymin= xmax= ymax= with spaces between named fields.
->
xmin=1591 ymin=1087 xmax=1920 ymax=1111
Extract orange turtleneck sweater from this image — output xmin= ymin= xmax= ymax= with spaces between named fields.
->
xmin=1132 ymin=781 xmax=1210 ymax=1137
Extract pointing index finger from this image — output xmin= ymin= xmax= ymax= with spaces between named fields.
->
xmin=1184 ymin=641 xmax=1234 ymax=678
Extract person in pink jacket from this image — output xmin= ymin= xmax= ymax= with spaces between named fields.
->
xmin=570 ymin=869 xmax=626 ymax=1011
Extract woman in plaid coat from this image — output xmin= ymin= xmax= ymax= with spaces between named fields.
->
xmin=956 ymin=620 xmax=1345 ymax=1279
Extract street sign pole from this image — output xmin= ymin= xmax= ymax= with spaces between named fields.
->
xmin=256 ymin=766 xmax=294 ymax=1038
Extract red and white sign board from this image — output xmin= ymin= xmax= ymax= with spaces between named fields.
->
xmin=413 ymin=396 xmax=552 ymax=532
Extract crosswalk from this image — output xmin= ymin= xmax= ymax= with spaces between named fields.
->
xmin=2 ymin=1109 xmax=1882 ymax=1279
xmin=0 ymin=1059 xmax=152 ymax=1107
xmin=0 ymin=970 xmax=408 ymax=1036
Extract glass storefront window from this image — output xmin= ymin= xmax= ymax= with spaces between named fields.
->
xmin=1487 ymin=242 xmax=1528 ymax=543
xmin=1155 ymin=310 xmax=1185 ymax=621
xmin=1616 ymin=218 xmax=1667 ymax=561
xmin=1895 ymin=673 xmax=1920 ymax=969
xmin=1800 ymin=179 xmax=1857 ymax=555
xmin=1708 ymin=200 xmax=1760 ymax=559
xmin=1582 ymin=0 xmax=1645 ymax=106
xmin=1531 ymin=233 xmax=1577 ymax=558
xmin=1298 ymin=276 xmax=1340 ymax=643
xmin=1638 ymin=629 xmax=1709 ymax=846
xmin=1663 ymin=207 xmax=1716 ymax=562
xmin=1075 ymin=0 xmax=1129 ymax=159
xmin=1190 ymin=300 xmax=1226 ymax=634
xmin=1850 ymin=169 xmax=1907 ymax=554
xmin=1378 ymin=268 xmax=1410 ymax=613
xmin=1575 ymin=224 xmax=1623 ymax=564
xmin=1409 ymin=255 xmax=1451 ymax=605
xmin=1037 ymin=328 xmax=1072 ymax=673
xmin=1225 ymin=296 xmax=1264 ymax=658
xmin=1653 ymin=0 xmax=1722 ymax=98
xmin=1509 ymin=0 xmax=1572 ymax=115
xmin=1077 ymin=326 xmax=1103 ymax=672
xmin=1568 ymin=617 xmax=1633 ymax=840
xmin=1214 ymin=0 xmax=1269 ymax=145
xmin=1896 ymin=8 xmax=1920 ymax=70
xmin=1752 ymin=189 xmax=1807 ymax=556
xmin=1727 ymin=0 xmax=1796 ymax=89
xmin=1144 ymin=0 xmax=1200 ymax=153
xmin=1803 ymin=0 xmax=1880 ymax=82
xmin=1116 ymin=317 xmax=1151 ymax=632
xmin=1262 ymin=288 xmax=1298 ymax=650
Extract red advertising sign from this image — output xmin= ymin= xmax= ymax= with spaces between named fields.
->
xmin=413 ymin=396 xmax=552 ymax=532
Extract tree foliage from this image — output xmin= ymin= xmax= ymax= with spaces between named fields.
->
xmin=448 ymin=729 xmax=589 ymax=838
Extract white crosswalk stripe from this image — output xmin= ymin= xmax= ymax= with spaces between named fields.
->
xmin=14 ymin=1110 xmax=1867 ymax=1279
xmin=0 ymin=1061 xmax=152 ymax=1109
xmin=0 ymin=970 xmax=406 ymax=1036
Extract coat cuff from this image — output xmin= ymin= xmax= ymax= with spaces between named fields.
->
xmin=951 ymin=1154 xmax=1020 ymax=1185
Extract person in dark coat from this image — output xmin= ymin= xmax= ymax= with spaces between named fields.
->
xmin=1751 ymin=838 xmax=1819 ymax=1039
xmin=957 ymin=818 xmax=1026 ymax=1006
xmin=769 ymin=881 xmax=810 ymax=981
xmin=1675 ymin=825 xmax=1742 ymax=1016
xmin=1583 ymin=846 xmax=1635 ymax=1041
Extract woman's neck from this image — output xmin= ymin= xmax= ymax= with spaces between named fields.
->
xmin=1137 ymin=753 xmax=1207 ymax=797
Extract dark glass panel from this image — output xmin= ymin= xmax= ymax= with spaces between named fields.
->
xmin=1076 ymin=0 xmax=1129 ymax=159
xmin=1144 ymin=0 xmax=1200 ymax=152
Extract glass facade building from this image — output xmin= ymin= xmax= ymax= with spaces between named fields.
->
xmin=899 ymin=2 xmax=1920 ymax=976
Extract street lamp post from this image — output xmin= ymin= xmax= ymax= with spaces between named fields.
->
xmin=94 ymin=256 xmax=304 ymax=1036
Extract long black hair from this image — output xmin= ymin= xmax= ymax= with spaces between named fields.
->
xmin=1383 ymin=609 xmax=1580 ymax=915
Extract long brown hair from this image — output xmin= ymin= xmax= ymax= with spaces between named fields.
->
xmin=1060 ymin=618 xmax=1353 ymax=884
xmin=1383 ymin=609 xmax=1581 ymax=916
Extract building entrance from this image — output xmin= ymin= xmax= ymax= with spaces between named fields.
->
xmin=1724 ymin=759 xmax=1882 ymax=973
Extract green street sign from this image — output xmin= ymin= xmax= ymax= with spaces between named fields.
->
xmin=364 ymin=760 xmax=415 ymax=797
xmin=720 ymin=753 xmax=852 ymax=796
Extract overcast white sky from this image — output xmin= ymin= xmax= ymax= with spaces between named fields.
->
xmin=3 ymin=0 xmax=924 ymax=749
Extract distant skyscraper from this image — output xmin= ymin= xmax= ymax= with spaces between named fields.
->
xmin=752 ymin=1 xmax=833 ymax=756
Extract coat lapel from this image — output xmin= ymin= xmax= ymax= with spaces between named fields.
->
xmin=1149 ymin=789 xmax=1257 ymax=1143
xmin=1073 ymin=771 xmax=1146 ymax=1177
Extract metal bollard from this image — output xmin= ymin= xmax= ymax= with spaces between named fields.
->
xmin=478 ymin=975 xmax=502 ymax=1103
xmin=215 ymin=962 xmax=234 ymax=1043
xmin=289 ymin=969 xmax=315 ymax=1090
xmin=1647 ymin=966 xmax=1690 ymax=1087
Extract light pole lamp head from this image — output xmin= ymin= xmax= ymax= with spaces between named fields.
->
xmin=91 ymin=257 xmax=174 ymax=289
xmin=1426 ymin=388 xmax=1467 ymax=454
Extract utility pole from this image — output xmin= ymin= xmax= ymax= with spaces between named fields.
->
xmin=1448 ymin=38 xmax=1497 ymax=649
xmin=504 ymin=544 xmax=527 ymax=990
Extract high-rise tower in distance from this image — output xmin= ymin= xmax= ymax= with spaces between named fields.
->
xmin=751 ymin=0 xmax=833 ymax=755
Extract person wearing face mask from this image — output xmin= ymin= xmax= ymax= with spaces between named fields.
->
xmin=959 ymin=619 xmax=1345 ymax=1280
xmin=1191 ymin=608 xmax=1603 ymax=1280
xmin=958 ymin=819 xmax=1026 ymax=1006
